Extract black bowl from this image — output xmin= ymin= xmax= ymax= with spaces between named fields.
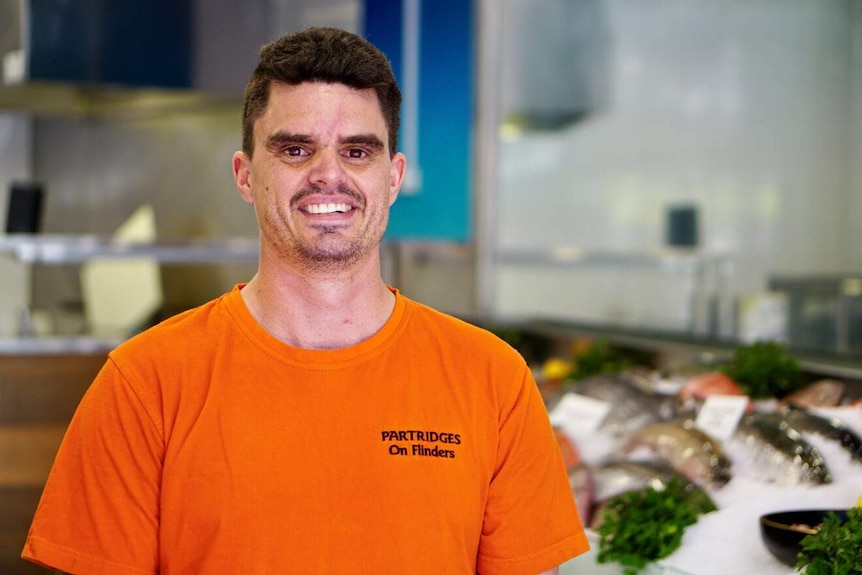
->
xmin=759 ymin=509 xmax=848 ymax=567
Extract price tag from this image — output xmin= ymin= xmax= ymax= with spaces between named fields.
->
xmin=695 ymin=395 xmax=749 ymax=441
xmin=549 ymin=392 xmax=612 ymax=438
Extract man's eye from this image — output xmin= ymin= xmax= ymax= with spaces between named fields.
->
xmin=346 ymin=148 xmax=367 ymax=159
xmin=285 ymin=146 xmax=306 ymax=157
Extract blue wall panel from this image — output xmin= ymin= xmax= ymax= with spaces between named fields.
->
xmin=364 ymin=0 xmax=473 ymax=241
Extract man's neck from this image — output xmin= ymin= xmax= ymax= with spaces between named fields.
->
xmin=240 ymin=257 xmax=396 ymax=350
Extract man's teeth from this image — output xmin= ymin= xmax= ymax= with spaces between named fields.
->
xmin=304 ymin=203 xmax=352 ymax=214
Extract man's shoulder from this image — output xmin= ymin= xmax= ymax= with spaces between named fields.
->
xmin=111 ymin=292 xmax=233 ymax=359
xmin=402 ymin=297 xmax=524 ymax=362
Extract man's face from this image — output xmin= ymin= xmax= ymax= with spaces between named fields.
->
xmin=233 ymin=81 xmax=406 ymax=273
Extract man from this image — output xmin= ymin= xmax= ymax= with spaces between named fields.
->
xmin=22 ymin=28 xmax=588 ymax=574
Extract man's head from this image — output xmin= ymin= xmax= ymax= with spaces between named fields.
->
xmin=241 ymin=27 xmax=402 ymax=158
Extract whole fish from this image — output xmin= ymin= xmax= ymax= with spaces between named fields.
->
xmin=729 ymin=414 xmax=832 ymax=486
xmin=620 ymin=421 xmax=732 ymax=487
xmin=780 ymin=379 xmax=845 ymax=408
xmin=554 ymin=427 xmax=581 ymax=470
xmin=588 ymin=458 xmax=717 ymax=530
xmin=592 ymin=458 xmax=689 ymax=503
xmin=678 ymin=371 xmax=746 ymax=402
xmin=760 ymin=407 xmax=862 ymax=462
xmin=567 ymin=462 xmax=595 ymax=527
xmin=568 ymin=374 xmax=678 ymax=437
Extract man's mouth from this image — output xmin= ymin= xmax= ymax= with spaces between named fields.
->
xmin=302 ymin=203 xmax=354 ymax=214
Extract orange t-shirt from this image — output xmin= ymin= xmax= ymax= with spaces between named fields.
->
xmin=23 ymin=286 xmax=588 ymax=574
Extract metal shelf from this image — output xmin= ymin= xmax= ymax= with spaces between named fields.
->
xmin=0 ymin=336 xmax=119 ymax=355
xmin=496 ymin=247 xmax=714 ymax=274
xmin=0 ymin=234 xmax=259 ymax=265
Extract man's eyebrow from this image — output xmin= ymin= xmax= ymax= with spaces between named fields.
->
xmin=341 ymin=134 xmax=385 ymax=150
xmin=264 ymin=132 xmax=385 ymax=152
xmin=265 ymin=132 xmax=313 ymax=150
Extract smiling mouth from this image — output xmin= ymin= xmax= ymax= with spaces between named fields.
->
xmin=302 ymin=203 xmax=354 ymax=214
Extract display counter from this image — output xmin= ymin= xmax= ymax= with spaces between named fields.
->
xmin=518 ymin=317 xmax=862 ymax=391
xmin=522 ymin=321 xmax=862 ymax=575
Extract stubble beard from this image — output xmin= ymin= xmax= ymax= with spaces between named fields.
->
xmin=294 ymin=225 xmax=367 ymax=272
xmin=269 ymin=184 xmax=387 ymax=273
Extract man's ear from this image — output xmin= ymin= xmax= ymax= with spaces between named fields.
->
xmin=389 ymin=152 xmax=407 ymax=206
xmin=233 ymin=151 xmax=254 ymax=204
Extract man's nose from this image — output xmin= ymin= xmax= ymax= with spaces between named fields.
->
xmin=307 ymin=148 xmax=345 ymax=187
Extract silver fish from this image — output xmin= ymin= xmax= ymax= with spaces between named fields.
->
xmin=567 ymin=462 xmax=595 ymax=527
xmin=620 ymin=421 xmax=733 ymax=487
xmin=588 ymin=457 xmax=717 ymax=530
xmin=781 ymin=379 xmax=845 ymax=408
xmin=592 ymin=458 xmax=688 ymax=503
xmin=568 ymin=374 xmax=678 ymax=437
xmin=730 ymin=414 xmax=832 ymax=486
xmin=761 ymin=407 xmax=862 ymax=462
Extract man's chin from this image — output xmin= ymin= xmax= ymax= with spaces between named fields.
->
xmin=296 ymin=240 xmax=365 ymax=267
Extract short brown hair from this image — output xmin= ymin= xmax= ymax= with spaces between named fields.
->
xmin=241 ymin=27 xmax=402 ymax=158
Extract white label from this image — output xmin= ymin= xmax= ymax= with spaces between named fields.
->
xmin=695 ymin=395 xmax=749 ymax=440
xmin=549 ymin=392 xmax=612 ymax=438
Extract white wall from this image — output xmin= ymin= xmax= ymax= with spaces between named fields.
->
xmin=494 ymin=0 xmax=859 ymax=333
xmin=850 ymin=1 xmax=862 ymax=269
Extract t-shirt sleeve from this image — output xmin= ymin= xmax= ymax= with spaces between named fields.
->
xmin=21 ymin=356 xmax=162 ymax=575
xmin=477 ymin=364 xmax=589 ymax=575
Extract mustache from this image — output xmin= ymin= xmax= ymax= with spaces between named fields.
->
xmin=290 ymin=184 xmax=365 ymax=209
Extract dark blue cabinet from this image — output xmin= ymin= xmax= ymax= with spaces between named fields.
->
xmin=28 ymin=0 xmax=191 ymax=88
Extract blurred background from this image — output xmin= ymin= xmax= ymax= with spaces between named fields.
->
xmin=2 ymin=0 xmax=862 ymax=354
xmin=1 ymin=0 xmax=862 ymax=571
xmin=2 ymin=0 xmax=861 ymax=356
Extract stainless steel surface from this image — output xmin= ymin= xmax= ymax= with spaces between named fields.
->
xmin=0 ymin=234 xmax=259 ymax=343
xmin=0 ymin=335 xmax=118 ymax=355
xmin=0 ymin=82 xmax=240 ymax=120
xmin=474 ymin=0 xmax=505 ymax=317
xmin=497 ymin=247 xmax=707 ymax=273
xmin=769 ymin=274 xmax=862 ymax=355
xmin=0 ymin=234 xmax=259 ymax=265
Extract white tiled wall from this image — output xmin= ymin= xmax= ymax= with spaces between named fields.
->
xmin=495 ymin=0 xmax=862 ymax=333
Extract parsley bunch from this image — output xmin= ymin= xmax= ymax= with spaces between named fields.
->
xmin=796 ymin=507 xmax=862 ymax=575
xmin=722 ymin=341 xmax=801 ymax=399
xmin=569 ymin=340 xmax=627 ymax=381
xmin=596 ymin=477 xmax=717 ymax=575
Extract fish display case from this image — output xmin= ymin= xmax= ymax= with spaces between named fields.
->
xmin=489 ymin=320 xmax=862 ymax=575
xmin=549 ymin=388 xmax=860 ymax=574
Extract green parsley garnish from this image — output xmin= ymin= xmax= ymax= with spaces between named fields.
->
xmin=596 ymin=476 xmax=716 ymax=575
xmin=721 ymin=341 xmax=801 ymax=399
xmin=796 ymin=507 xmax=862 ymax=575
